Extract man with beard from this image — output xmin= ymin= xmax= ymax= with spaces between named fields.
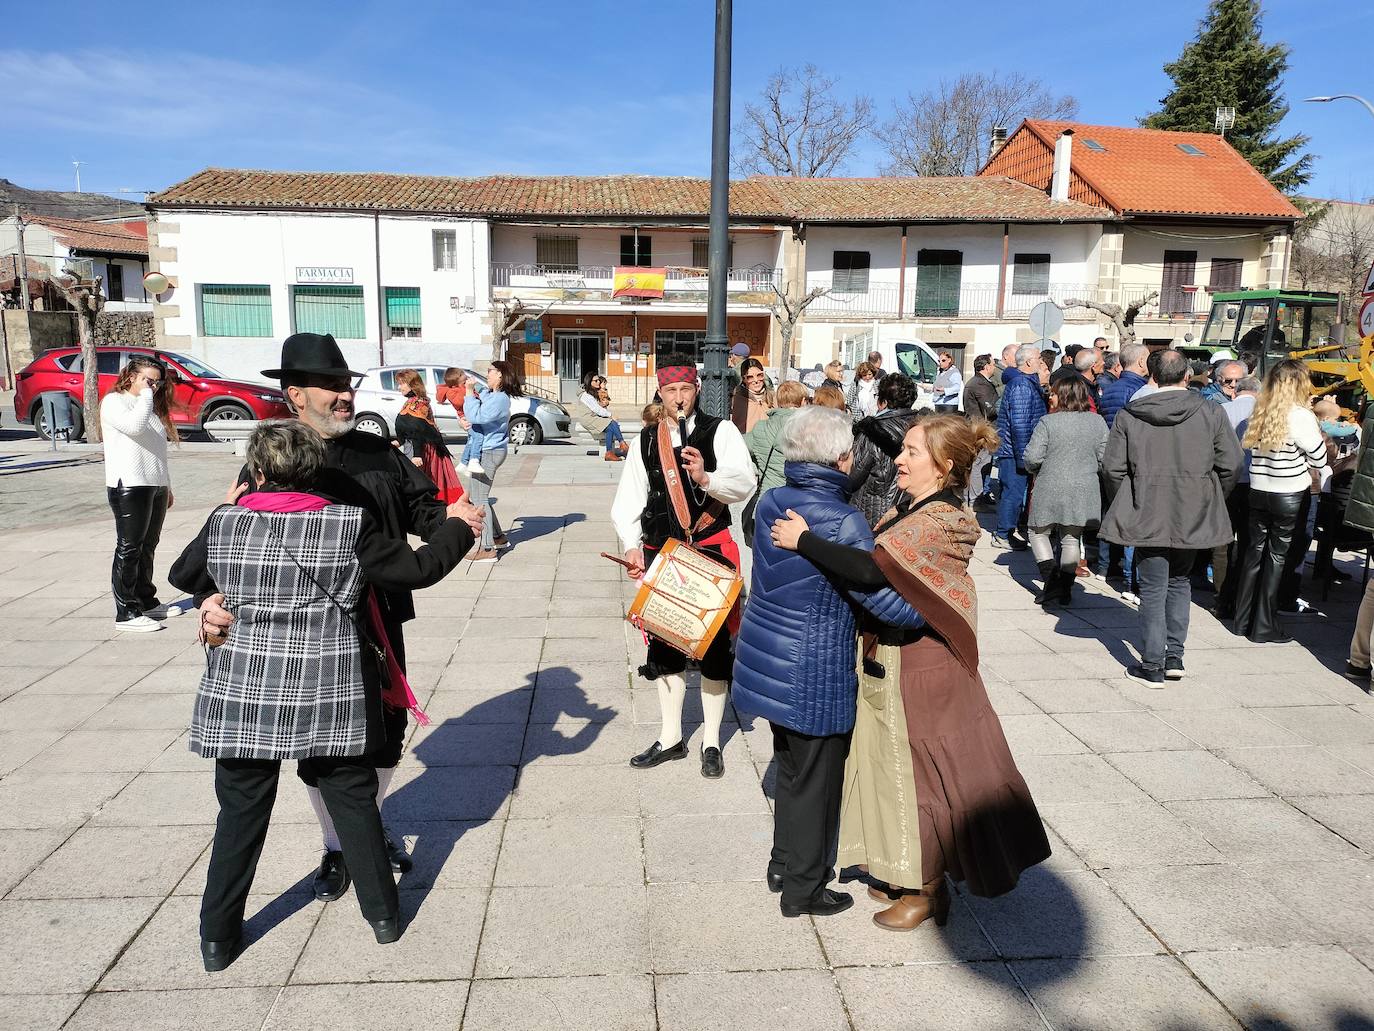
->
xmin=198 ymin=333 xmax=482 ymax=901
xmin=612 ymin=353 xmax=756 ymax=779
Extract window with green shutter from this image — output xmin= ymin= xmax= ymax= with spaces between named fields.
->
xmin=293 ymin=285 xmax=366 ymax=339
xmin=385 ymin=287 xmax=421 ymax=338
xmin=832 ymin=251 xmax=871 ymax=293
xmin=914 ymin=250 xmax=962 ymax=315
xmin=1011 ymin=254 xmax=1051 ymax=295
xmin=201 ymin=284 xmax=273 ymax=337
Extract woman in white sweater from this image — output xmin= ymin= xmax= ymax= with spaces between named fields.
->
xmin=102 ymin=355 xmax=180 ymax=632
xmin=1229 ymin=360 xmax=1329 ymax=644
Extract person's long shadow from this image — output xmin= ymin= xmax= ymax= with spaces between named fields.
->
xmin=508 ymin=512 xmax=584 ymax=545
xmin=384 ymin=666 xmax=613 ymax=920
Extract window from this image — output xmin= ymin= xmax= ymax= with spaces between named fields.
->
xmin=1011 ymin=253 xmax=1051 ymax=296
xmin=832 ymin=251 xmax=871 ymax=293
xmin=106 ymin=263 xmax=124 ymax=302
xmin=200 ymin=284 xmax=273 ymax=337
xmin=620 ymin=234 xmax=652 ymax=266
xmin=433 ymin=229 xmax=457 ymax=270
xmin=1161 ymin=250 xmax=1198 ymax=314
xmin=55 ymin=353 xmax=81 ymax=371
xmin=385 ymin=287 xmax=421 ymax=339
xmin=914 ymin=250 xmax=962 ymax=315
xmin=293 ymin=285 xmax=366 ymax=339
xmin=692 ymin=238 xmax=735 ymax=269
xmin=1082 ymin=139 xmax=1107 ymax=153
xmin=535 ymin=235 xmax=579 ymax=270
xmin=654 ymin=329 xmax=706 ymax=363
xmin=1208 ymin=257 xmax=1243 ymax=293
xmin=835 ymin=327 xmax=874 ymax=369
xmin=1177 ymin=143 xmax=1206 ymax=157
xmin=96 ymin=351 xmax=122 ymax=375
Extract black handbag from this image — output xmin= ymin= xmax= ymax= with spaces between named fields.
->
xmin=741 ymin=444 xmax=779 ymax=545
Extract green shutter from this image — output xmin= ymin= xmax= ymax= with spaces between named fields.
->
xmin=914 ymin=250 xmax=962 ymax=315
xmin=385 ymin=287 xmax=421 ymax=329
xmin=293 ymin=285 xmax=366 ymax=339
xmin=201 ymin=284 xmax=272 ymax=337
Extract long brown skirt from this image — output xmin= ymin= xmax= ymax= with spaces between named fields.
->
xmin=900 ymin=632 xmax=1050 ymax=897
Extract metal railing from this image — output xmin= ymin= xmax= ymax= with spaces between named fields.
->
xmin=804 ymin=281 xmax=1100 ymax=320
xmin=491 ymin=262 xmax=781 ymax=295
xmin=1120 ymin=282 xmax=1224 ymax=318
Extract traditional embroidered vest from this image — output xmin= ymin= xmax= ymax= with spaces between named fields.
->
xmin=639 ymin=412 xmax=731 ymax=549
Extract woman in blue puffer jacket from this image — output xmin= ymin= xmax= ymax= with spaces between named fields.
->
xmin=733 ymin=406 xmax=919 ymax=920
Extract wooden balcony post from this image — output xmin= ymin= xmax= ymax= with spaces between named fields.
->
xmin=996 ymin=222 xmax=1009 ymax=320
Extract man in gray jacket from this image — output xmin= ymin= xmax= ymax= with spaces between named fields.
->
xmin=1100 ymin=350 xmax=1243 ymax=686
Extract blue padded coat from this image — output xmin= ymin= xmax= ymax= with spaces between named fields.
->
xmin=732 ymin=462 xmax=919 ymax=738
xmin=995 ymin=367 xmax=1047 ymax=465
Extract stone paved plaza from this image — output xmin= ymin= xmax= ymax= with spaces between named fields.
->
xmin=3 ymin=434 xmax=1374 ymax=1030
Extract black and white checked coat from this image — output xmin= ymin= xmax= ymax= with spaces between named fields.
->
xmin=183 ymin=504 xmax=381 ymax=760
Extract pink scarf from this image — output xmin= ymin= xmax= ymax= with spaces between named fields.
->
xmin=237 ymin=490 xmax=429 ymax=726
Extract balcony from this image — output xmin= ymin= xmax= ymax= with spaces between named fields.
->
xmin=803 ymin=281 xmax=1101 ymax=320
xmin=1120 ymin=282 xmax=1231 ymax=319
xmin=490 ymin=262 xmax=782 ymax=305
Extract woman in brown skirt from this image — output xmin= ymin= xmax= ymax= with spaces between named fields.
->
xmin=771 ymin=414 xmax=1050 ymax=931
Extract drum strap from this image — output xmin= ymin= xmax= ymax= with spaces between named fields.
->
xmin=657 ymin=419 xmax=723 ymax=543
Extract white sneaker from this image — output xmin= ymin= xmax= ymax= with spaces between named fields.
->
xmin=1120 ymin=591 xmax=1140 ymax=607
xmin=467 ymin=458 xmax=485 ymax=475
xmin=146 ymin=602 xmax=187 ymax=619
xmin=115 ymin=615 xmax=163 ymax=633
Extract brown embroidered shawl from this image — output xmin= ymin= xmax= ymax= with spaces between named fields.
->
xmin=872 ymin=493 xmax=982 ymax=678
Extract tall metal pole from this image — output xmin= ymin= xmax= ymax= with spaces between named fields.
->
xmin=700 ymin=0 xmax=732 ymax=419
xmin=13 ymin=206 xmax=32 ymax=312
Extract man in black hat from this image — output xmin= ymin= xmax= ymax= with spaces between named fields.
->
xmin=199 ymin=333 xmax=483 ymax=901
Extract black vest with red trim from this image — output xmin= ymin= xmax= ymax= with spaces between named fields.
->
xmin=639 ymin=413 xmax=732 ymax=550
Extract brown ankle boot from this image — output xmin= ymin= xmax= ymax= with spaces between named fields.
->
xmin=872 ymin=878 xmax=950 ymax=932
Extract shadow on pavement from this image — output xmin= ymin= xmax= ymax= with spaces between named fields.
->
xmin=386 ymin=666 xmax=612 ymax=920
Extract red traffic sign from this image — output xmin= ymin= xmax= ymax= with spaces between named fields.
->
xmin=1360 ymin=296 xmax=1374 ymax=339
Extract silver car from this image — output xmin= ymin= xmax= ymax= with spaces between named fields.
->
xmin=351 ymin=365 xmax=571 ymax=446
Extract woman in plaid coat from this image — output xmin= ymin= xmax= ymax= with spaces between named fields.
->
xmin=171 ymin=421 xmax=473 ymax=972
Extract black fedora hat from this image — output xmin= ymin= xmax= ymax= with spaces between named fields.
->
xmin=261 ymin=333 xmax=364 ymax=380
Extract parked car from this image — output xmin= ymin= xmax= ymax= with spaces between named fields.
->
xmin=351 ymin=365 xmax=571 ymax=446
xmin=13 ymin=347 xmax=291 ymax=442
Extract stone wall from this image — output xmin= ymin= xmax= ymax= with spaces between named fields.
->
xmin=95 ymin=310 xmax=155 ymax=346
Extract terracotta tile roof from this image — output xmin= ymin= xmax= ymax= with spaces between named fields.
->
xmin=148 ymin=168 xmax=1111 ymax=224
xmin=30 ymin=215 xmax=150 ymax=257
xmin=982 ymin=120 xmax=1301 ymax=220
xmin=0 ymin=254 xmax=64 ymax=293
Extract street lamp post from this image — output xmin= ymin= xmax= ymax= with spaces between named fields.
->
xmin=1305 ymin=94 xmax=1374 ymax=120
xmin=699 ymin=0 xmax=732 ymax=420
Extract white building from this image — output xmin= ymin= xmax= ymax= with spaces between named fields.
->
xmin=144 ymin=119 xmax=1302 ymax=397
xmin=0 ymin=214 xmax=151 ymax=312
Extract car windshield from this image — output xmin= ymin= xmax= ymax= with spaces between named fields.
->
xmin=162 ymin=352 xmax=223 ymax=379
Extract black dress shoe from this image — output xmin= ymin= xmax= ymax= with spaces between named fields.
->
xmin=781 ymin=888 xmax=854 ymax=918
xmin=201 ymin=936 xmax=241 ymax=972
xmin=313 ymin=850 xmax=350 ymax=901
xmin=370 ymin=916 xmax=402 ymax=944
xmin=1345 ymin=661 xmax=1372 ymax=680
xmin=384 ymin=833 xmax=413 ymax=874
xmin=700 ymin=746 xmax=724 ymax=779
xmin=767 ymin=871 xmax=784 ymax=893
xmin=629 ymin=740 xmax=687 ymax=769
xmin=1250 ymin=633 xmax=1294 ymax=645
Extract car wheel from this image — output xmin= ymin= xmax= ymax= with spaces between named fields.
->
xmin=32 ymin=402 xmax=84 ymax=442
xmin=509 ymin=415 xmax=542 ymax=446
xmin=202 ymin=402 xmax=253 ymax=442
xmin=354 ymin=413 xmax=389 ymax=438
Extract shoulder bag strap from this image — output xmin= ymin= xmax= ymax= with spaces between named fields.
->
xmin=656 ymin=419 xmax=725 ymax=542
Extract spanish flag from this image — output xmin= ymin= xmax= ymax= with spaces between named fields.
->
xmin=612 ymin=266 xmax=666 ymax=299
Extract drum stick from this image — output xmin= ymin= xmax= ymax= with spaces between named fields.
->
xmin=600 ymin=551 xmax=636 ymax=570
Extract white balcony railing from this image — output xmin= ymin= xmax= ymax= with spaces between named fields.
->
xmin=491 ymin=262 xmax=782 ymax=298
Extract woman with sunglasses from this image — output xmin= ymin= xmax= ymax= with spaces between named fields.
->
xmin=101 ymin=354 xmax=183 ymax=632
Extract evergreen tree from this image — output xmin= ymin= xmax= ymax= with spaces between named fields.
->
xmin=1143 ymin=0 xmax=1312 ymax=193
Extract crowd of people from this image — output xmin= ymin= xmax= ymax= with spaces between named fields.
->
xmin=100 ymin=326 xmax=1371 ymax=969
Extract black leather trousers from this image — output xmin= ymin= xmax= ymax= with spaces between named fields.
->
xmin=107 ymin=485 xmax=168 ymax=620
xmin=1230 ymin=488 xmax=1303 ymax=642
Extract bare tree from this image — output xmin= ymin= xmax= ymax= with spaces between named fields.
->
xmin=489 ymin=295 xmax=563 ymax=361
xmin=1060 ymin=291 xmax=1158 ymax=350
xmin=768 ymin=279 xmax=832 ymax=374
xmin=878 ymin=72 xmax=1078 ymax=177
xmin=52 ymin=270 xmax=104 ymax=440
xmin=734 ymin=65 xmax=874 ymax=177
xmin=1288 ymin=198 xmax=1374 ymax=322
xmin=1288 ymin=199 xmax=1333 ymax=292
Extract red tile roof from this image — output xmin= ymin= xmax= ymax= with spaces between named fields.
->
xmin=148 ymin=169 xmax=1110 ymax=224
xmin=31 ymin=215 xmax=150 ymax=257
xmin=981 ymin=120 xmax=1301 ymax=220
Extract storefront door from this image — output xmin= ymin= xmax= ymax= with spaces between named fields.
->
xmin=554 ymin=330 xmax=603 ymax=402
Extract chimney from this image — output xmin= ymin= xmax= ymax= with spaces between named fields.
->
xmin=989 ymin=125 xmax=1008 ymax=157
xmin=1050 ymin=130 xmax=1074 ymax=203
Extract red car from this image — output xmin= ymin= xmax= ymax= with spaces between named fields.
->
xmin=14 ymin=346 xmax=291 ymax=442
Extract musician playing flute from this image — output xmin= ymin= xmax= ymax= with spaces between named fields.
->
xmin=611 ymin=353 xmax=757 ymax=778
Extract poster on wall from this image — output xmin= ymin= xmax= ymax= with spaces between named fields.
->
xmin=638 ymin=340 xmax=651 ymax=355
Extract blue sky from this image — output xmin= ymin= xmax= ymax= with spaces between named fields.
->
xmin=5 ymin=0 xmax=1369 ymax=201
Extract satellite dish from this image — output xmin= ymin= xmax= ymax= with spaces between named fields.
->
xmin=143 ymin=271 xmax=170 ymax=295
xmin=1028 ymin=301 xmax=1064 ymax=338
